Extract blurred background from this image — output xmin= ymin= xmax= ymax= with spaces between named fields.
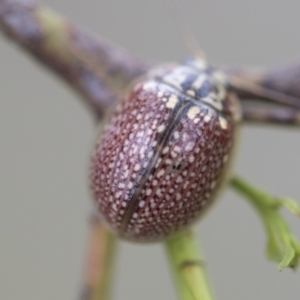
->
xmin=0 ymin=0 xmax=300 ymax=299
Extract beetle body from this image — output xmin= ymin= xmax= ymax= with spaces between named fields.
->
xmin=90 ymin=59 xmax=241 ymax=242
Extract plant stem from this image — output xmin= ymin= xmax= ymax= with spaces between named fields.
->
xmin=224 ymin=61 xmax=300 ymax=105
xmin=230 ymin=176 xmax=300 ymax=270
xmin=80 ymin=213 xmax=117 ymax=300
xmin=164 ymin=230 xmax=213 ymax=300
xmin=0 ymin=0 xmax=150 ymax=119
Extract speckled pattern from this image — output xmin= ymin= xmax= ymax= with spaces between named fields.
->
xmin=90 ymin=60 xmax=241 ymax=242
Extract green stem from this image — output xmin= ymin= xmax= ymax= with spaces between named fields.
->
xmin=164 ymin=230 xmax=213 ymax=300
xmin=230 ymin=176 xmax=300 ymax=270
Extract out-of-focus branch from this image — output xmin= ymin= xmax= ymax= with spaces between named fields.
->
xmin=224 ymin=62 xmax=300 ymax=109
xmin=222 ymin=61 xmax=300 ymax=126
xmin=0 ymin=0 xmax=151 ymax=119
xmin=241 ymin=104 xmax=300 ymax=126
xmin=79 ymin=213 xmax=116 ymax=300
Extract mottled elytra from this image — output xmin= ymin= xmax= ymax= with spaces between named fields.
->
xmin=90 ymin=58 xmax=241 ymax=242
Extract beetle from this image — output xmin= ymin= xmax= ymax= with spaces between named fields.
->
xmin=1 ymin=1 xmax=295 ymax=300
xmin=90 ymin=58 xmax=241 ymax=241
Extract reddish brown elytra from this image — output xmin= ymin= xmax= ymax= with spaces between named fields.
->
xmin=90 ymin=57 xmax=241 ymax=242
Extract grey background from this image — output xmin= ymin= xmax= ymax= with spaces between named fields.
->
xmin=0 ymin=0 xmax=300 ymax=299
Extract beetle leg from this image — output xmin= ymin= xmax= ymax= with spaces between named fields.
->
xmin=0 ymin=0 xmax=151 ymax=120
